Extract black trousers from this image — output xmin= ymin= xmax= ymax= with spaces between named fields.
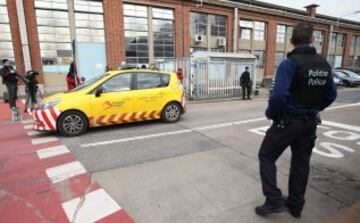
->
xmin=242 ymin=84 xmax=251 ymax=99
xmin=258 ymin=117 xmax=317 ymax=212
xmin=5 ymin=83 xmax=18 ymax=109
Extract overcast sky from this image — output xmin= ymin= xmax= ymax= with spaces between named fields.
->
xmin=257 ymin=0 xmax=360 ymax=22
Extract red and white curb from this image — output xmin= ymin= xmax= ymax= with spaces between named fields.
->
xmin=0 ymin=118 xmax=134 ymax=223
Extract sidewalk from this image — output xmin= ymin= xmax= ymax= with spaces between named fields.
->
xmin=0 ymin=100 xmax=134 ymax=223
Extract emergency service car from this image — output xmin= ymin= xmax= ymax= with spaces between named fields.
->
xmin=33 ymin=69 xmax=186 ymax=136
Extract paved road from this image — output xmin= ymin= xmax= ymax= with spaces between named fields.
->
xmin=60 ymin=88 xmax=360 ymax=223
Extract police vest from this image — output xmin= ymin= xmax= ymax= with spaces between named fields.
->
xmin=289 ymin=53 xmax=332 ymax=108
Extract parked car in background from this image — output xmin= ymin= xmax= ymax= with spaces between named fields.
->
xmin=335 ymin=67 xmax=360 ymax=75
xmin=333 ymin=75 xmax=343 ymax=86
xmin=333 ymin=70 xmax=360 ymax=87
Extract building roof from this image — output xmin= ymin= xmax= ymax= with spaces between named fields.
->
xmin=199 ymin=0 xmax=360 ymax=29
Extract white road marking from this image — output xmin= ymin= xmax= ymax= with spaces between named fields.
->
xmin=325 ymin=102 xmax=360 ymax=111
xmin=317 ymin=125 xmax=330 ymax=129
xmin=322 ymin=120 xmax=360 ymax=132
xmin=357 ymin=142 xmax=360 ymax=145
xmin=31 ymin=136 xmax=58 ymax=145
xmin=323 ymin=130 xmax=360 ymax=141
xmin=37 ymin=145 xmax=70 ymax=159
xmin=46 ymin=161 xmax=87 ymax=183
xmin=27 ymin=131 xmax=43 ymax=136
xmin=21 ymin=119 xmax=33 ymax=124
xmin=62 ymin=189 xmax=121 ymax=223
xmin=248 ymin=126 xmax=270 ymax=136
xmin=24 ymin=124 xmax=33 ymax=130
xmin=81 ymin=117 xmax=267 ymax=148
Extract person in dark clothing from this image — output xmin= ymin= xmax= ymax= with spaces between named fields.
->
xmin=24 ymin=70 xmax=39 ymax=113
xmin=0 ymin=59 xmax=20 ymax=109
xmin=255 ymin=22 xmax=337 ymax=218
xmin=240 ymin=66 xmax=251 ymax=100
xmin=66 ymin=61 xmax=81 ymax=91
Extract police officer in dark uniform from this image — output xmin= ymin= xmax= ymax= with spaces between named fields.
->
xmin=240 ymin=66 xmax=251 ymax=100
xmin=255 ymin=22 xmax=337 ymax=218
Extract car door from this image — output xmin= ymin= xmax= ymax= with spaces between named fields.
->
xmin=132 ymin=72 xmax=171 ymax=120
xmin=90 ymin=73 xmax=134 ymax=126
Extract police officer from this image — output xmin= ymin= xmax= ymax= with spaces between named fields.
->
xmin=240 ymin=66 xmax=251 ymax=100
xmin=255 ymin=22 xmax=337 ymax=218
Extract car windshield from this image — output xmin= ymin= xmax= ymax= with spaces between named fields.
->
xmin=69 ymin=74 xmax=106 ymax=92
xmin=341 ymin=70 xmax=360 ymax=78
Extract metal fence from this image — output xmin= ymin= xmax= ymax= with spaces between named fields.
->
xmin=153 ymin=58 xmax=256 ymax=100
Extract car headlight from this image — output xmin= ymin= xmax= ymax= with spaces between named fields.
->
xmin=40 ymin=99 xmax=61 ymax=109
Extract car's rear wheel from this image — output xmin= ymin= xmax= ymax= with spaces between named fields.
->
xmin=58 ymin=110 xmax=88 ymax=136
xmin=161 ymin=102 xmax=181 ymax=123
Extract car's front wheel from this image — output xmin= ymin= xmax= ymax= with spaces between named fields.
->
xmin=58 ymin=110 xmax=88 ymax=136
xmin=161 ymin=102 xmax=182 ymax=123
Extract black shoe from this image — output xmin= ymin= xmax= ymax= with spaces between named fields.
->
xmin=285 ymin=200 xmax=302 ymax=218
xmin=255 ymin=202 xmax=285 ymax=216
xmin=247 ymin=98 xmax=252 ymax=100
xmin=242 ymin=98 xmax=246 ymax=100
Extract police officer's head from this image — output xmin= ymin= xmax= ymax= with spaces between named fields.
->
xmin=291 ymin=22 xmax=314 ymax=46
xmin=245 ymin=66 xmax=249 ymax=71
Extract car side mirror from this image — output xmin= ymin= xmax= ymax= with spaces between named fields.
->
xmin=95 ymin=88 xmax=103 ymax=97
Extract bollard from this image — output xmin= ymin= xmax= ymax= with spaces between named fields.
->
xmin=254 ymin=84 xmax=260 ymax=96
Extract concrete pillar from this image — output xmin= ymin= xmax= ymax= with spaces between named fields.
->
xmin=233 ymin=8 xmax=238 ymax=53
xmin=342 ymin=33 xmax=352 ymax=67
xmin=103 ymin=0 xmax=125 ymax=69
xmin=265 ymin=19 xmax=277 ymax=78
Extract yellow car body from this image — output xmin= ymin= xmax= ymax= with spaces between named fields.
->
xmin=33 ymin=69 xmax=186 ymax=136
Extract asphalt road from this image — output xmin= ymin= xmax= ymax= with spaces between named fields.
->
xmin=60 ymin=87 xmax=360 ymax=223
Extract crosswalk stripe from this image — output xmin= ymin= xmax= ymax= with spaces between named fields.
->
xmin=62 ymin=189 xmax=121 ymax=223
xmin=46 ymin=161 xmax=87 ymax=183
xmin=37 ymin=145 xmax=70 ymax=159
xmin=31 ymin=136 xmax=58 ymax=145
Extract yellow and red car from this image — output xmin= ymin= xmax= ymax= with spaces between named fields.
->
xmin=33 ymin=69 xmax=186 ymax=136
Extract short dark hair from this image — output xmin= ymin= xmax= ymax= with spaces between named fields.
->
xmin=245 ymin=66 xmax=249 ymax=70
xmin=291 ymin=22 xmax=314 ymax=45
xmin=2 ymin=59 xmax=9 ymax=64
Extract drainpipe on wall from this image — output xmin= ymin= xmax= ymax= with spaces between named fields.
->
xmin=233 ymin=7 xmax=238 ymax=52
xmin=15 ymin=0 xmax=31 ymax=72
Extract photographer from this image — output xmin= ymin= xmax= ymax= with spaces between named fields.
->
xmin=24 ymin=70 xmax=39 ymax=113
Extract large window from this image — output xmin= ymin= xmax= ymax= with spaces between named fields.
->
xmin=313 ymin=30 xmax=323 ymax=46
xmin=336 ymin=33 xmax=345 ymax=47
xmin=239 ymin=20 xmax=252 ymax=40
xmin=275 ymin=51 xmax=285 ymax=69
xmin=35 ymin=0 xmax=71 ymax=73
xmin=124 ymin=4 xmax=149 ymax=64
xmin=210 ymin=15 xmax=226 ymax=37
xmin=254 ymin=50 xmax=265 ymax=69
xmin=74 ymin=0 xmax=104 ymax=43
xmin=254 ymin=22 xmax=265 ymax=41
xmin=0 ymin=0 xmax=15 ymax=65
xmin=152 ymin=8 xmax=174 ymax=61
xmin=191 ymin=12 xmax=207 ymax=35
xmin=124 ymin=4 xmax=175 ymax=65
xmin=276 ymin=25 xmax=286 ymax=43
xmin=239 ymin=20 xmax=266 ymax=41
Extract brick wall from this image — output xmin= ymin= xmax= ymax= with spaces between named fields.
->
xmin=23 ymin=0 xmax=44 ymax=84
xmin=265 ymin=19 xmax=277 ymax=77
xmin=6 ymin=0 xmax=25 ymax=77
xmin=103 ymin=0 xmax=125 ymax=69
xmin=343 ymin=33 xmax=353 ymax=67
